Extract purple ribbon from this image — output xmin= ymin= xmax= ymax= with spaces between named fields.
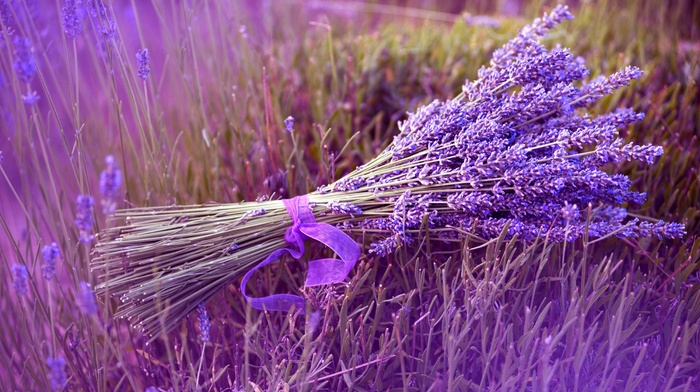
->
xmin=240 ymin=195 xmax=361 ymax=313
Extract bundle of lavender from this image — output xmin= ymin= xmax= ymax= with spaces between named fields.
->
xmin=92 ymin=5 xmax=684 ymax=338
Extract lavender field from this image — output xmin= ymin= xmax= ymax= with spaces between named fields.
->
xmin=1 ymin=1 xmax=699 ymax=391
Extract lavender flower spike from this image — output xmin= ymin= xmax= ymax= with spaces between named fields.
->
xmin=13 ymin=36 xmax=37 ymax=83
xmin=78 ymin=281 xmax=98 ymax=315
xmin=12 ymin=263 xmax=29 ymax=297
xmin=99 ymin=154 xmax=122 ymax=214
xmin=327 ymin=200 xmax=363 ymax=218
xmin=75 ymin=195 xmax=95 ymax=243
xmin=197 ymin=302 xmax=211 ymax=342
xmin=136 ymin=48 xmax=150 ymax=81
xmin=42 ymin=242 xmax=60 ymax=281
xmin=47 ymin=356 xmax=67 ymax=391
xmin=284 ymin=116 xmax=294 ymax=132
xmin=62 ymin=0 xmax=83 ymax=39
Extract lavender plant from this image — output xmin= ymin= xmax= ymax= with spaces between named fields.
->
xmin=92 ymin=5 xmax=684 ymax=340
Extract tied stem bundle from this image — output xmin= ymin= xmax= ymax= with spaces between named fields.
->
xmin=92 ymin=5 xmax=684 ymax=339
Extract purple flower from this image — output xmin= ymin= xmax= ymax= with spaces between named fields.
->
xmin=489 ymin=4 xmax=573 ymax=70
xmin=561 ymin=203 xmax=579 ymax=223
xmin=136 ymin=48 xmax=150 ymax=81
xmin=99 ymin=155 xmax=122 ymax=214
xmin=78 ymin=281 xmax=97 ymax=315
xmin=21 ymin=90 xmax=40 ymax=105
xmin=0 ymin=0 xmax=11 ymax=28
xmin=12 ymin=263 xmax=28 ymax=297
xmin=42 ymin=242 xmax=60 ymax=281
xmin=197 ymin=302 xmax=211 ymax=342
xmin=47 ymin=356 xmax=67 ymax=391
xmin=13 ymin=36 xmax=37 ymax=83
xmin=284 ymin=116 xmax=294 ymax=132
xmin=61 ymin=0 xmax=84 ymax=39
xmin=327 ymin=201 xmax=362 ymax=218
xmin=88 ymin=0 xmax=115 ymax=40
xmin=74 ymin=195 xmax=94 ymax=244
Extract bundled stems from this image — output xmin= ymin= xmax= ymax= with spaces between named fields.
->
xmin=92 ymin=4 xmax=684 ymax=339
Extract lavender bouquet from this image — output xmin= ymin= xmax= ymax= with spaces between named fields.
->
xmin=93 ymin=5 xmax=684 ymax=338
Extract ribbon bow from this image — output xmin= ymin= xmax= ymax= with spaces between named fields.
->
xmin=240 ymin=195 xmax=361 ymax=312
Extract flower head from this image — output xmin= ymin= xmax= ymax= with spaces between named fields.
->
xmin=61 ymin=0 xmax=84 ymax=39
xmin=74 ymin=195 xmax=94 ymax=244
xmin=197 ymin=302 xmax=211 ymax=342
xmin=47 ymin=356 xmax=67 ymax=391
xmin=136 ymin=48 xmax=150 ymax=81
xmin=88 ymin=0 xmax=115 ymax=40
xmin=78 ymin=281 xmax=97 ymax=315
xmin=12 ymin=263 xmax=29 ymax=297
xmin=99 ymin=155 xmax=122 ymax=214
xmin=284 ymin=116 xmax=294 ymax=132
xmin=42 ymin=242 xmax=60 ymax=281
xmin=0 ymin=0 xmax=11 ymax=25
xmin=21 ymin=90 xmax=40 ymax=105
xmin=13 ymin=36 xmax=37 ymax=83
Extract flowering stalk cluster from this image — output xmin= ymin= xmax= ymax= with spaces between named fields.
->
xmin=317 ymin=4 xmax=684 ymax=255
xmin=93 ymin=5 xmax=684 ymax=339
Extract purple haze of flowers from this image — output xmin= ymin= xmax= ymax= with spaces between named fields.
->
xmin=78 ymin=281 xmax=97 ymax=315
xmin=47 ymin=356 xmax=67 ymax=391
xmin=42 ymin=242 xmax=60 ymax=281
xmin=75 ymin=195 xmax=94 ymax=243
xmin=12 ymin=263 xmax=28 ymax=297
xmin=322 ymin=5 xmax=685 ymax=256
xmin=197 ymin=302 xmax=211 ymax=342
xmin=284 ymin=116 xmax=294 ymax=132
xmin=136 ymin=48 xmax=150 ymax=81
xmin=99 ymin=154 xmax=122 ymax=214
xmin=62 ymin=0 xmax=84 ymax=39
xmin=13 ymin=36 xmax=37 ymax=83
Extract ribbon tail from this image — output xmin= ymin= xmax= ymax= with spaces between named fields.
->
xmin=240 ymin=248 xmax=306 ymax=313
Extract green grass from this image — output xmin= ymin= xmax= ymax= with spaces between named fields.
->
xmin=0 ymin=0 xmax=698 ymax=390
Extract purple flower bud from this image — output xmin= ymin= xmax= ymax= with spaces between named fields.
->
xmin=284 ymin=116 xmax=294 ymax=132
xmin=197 ymin=302 xmax=211 ymax=342
xmin=42 ymin=242 xmax=60 ymax=281
xmin=12 ymin=263 xmax=29 ymax=297
xmin=61 ymin=0 xmax=84 ymax=39
xmin=561 ymin=203 xmax=579 ymax=223
xmin=13 ymin=36 xmax=37 ymax=83
xmin=78 ymin=281 xmax=97 ymax=315
xmin=47 ymin=356 xmax=67 ymax=391
xmin=88 ymin=0 xmax=115 ymax=40
xmin=99 ymin=155 xmax=122 ymax=214
xmin=21 ymin=90 xmax=40 ymax=105
xmin=75 ymin=195 xmax=94 ymax=244
xmin=0 ymin=0 xmax=11 ymax=27
xmin=327 ymin=201 xmax=362 ymax=218
xmin=136 ymin=48 xmax=150 ymax=81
